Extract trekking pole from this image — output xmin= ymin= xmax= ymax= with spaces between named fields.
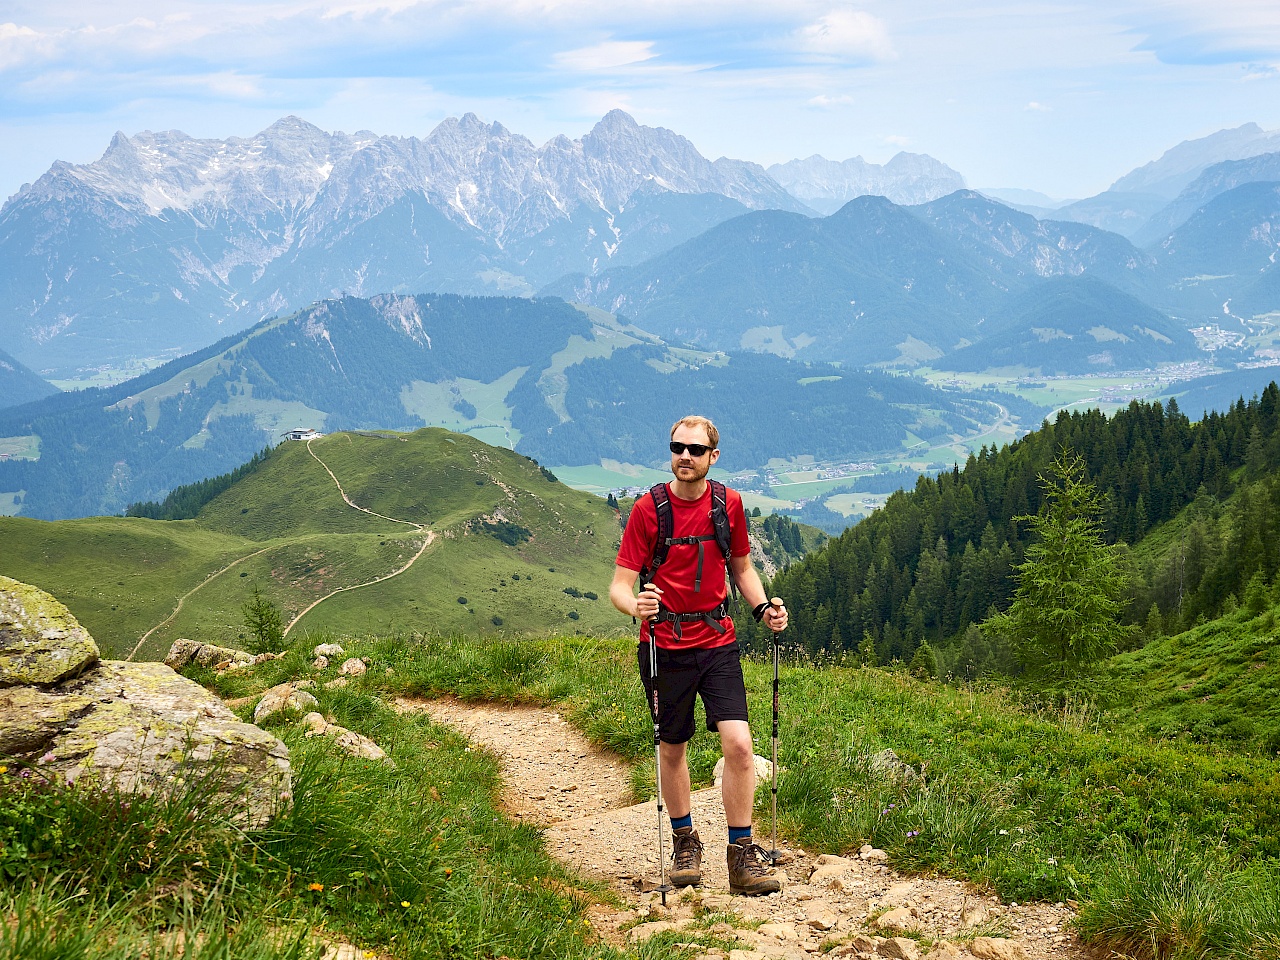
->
xmin=648 ymin=621 xmax=673 ymax=906
xmin=767 ymin=597 xmax=784 ymax=865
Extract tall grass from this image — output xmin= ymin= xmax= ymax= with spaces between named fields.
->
xmin=12 ymin=629 xmax=1280 ymax=959
xmin=1 ymin=672 xmax=635 ymax=959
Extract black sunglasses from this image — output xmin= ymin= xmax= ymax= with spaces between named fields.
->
xmin=669 ymin=441 xmax=712 ymax=457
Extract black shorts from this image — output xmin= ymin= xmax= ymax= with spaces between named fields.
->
xmin=638 ymin=641 xmax=749 ymax=745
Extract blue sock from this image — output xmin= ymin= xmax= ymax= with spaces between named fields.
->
xmin=670 ymin=813 xmax=693 ymax=831
xmin=728 ymin=825 xmax=752 ymax=844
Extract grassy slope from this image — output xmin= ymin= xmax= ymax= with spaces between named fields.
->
xmin=189 ymin=632 xmax=1280 ymax=958
xmin=1100 ymin=609 xmax=1280 ymax=751
xmin=0 ymin=429 xmax=626 ymax=660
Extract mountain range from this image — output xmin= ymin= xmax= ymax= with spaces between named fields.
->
xmin=0 ymin=348 xmax=56 ymax=410
xmin=767 ymin=153 xmax=966 ymax=214
xmin=1 ymin=111 xmax=814 ymax=374
xmin=0 ymin=293 xmax=1039 ymax=520
xmin=547 ymin=184 xmax=1280 ymax=370
xmin=12 ymin=112 xmax=1280 ymax=380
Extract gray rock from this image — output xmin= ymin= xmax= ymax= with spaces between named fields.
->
xmin=0 ymin=578 xmax=291 ymax=829
xmin=338 ymin=657 xmax=366 ymax=677
xmin=866 ymin=748 xmax=918 ymax=781
xmin=313 ymin=643 xmax=345 ymax=658
xmin=164 ymin=637 xmax=254 ymax=671
xmin=0 ymin=576 xmax=99 ymax=685
xmin=253 ymin=682 xmax=320 ymax=723
xmin=300 ymin=711 xmax=391 ymax=764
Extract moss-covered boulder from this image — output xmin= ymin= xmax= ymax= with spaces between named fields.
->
xmin=0 ymin=576 xmax=291 ymax=828
xmin=0 ymin=575 xmax=99 ymax=686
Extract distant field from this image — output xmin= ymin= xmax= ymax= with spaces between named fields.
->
xmin=45 ymin=354 xmax=176 ymax=390
xmin=0 ymin=435 xmax=40 ymax=460
xmin=553 ymin=461 xmax=670 ymax=495
xmin=0 ymin=491 xmax=25 ymax=517
xmin=913 ymin=365 xmax=1223 ymax=415
xmin=399 ymin=367 xmax=526 ymax=445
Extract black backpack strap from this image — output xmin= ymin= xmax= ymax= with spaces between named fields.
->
xmin=709 ymin=480 xmax=740 ymax=603
xmin=639 ymin=483 xmax=673 ymax=588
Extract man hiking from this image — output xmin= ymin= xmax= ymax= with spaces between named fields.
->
xmin=610 ymin=415 xmax=788 ymax=895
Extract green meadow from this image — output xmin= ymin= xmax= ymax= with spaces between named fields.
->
xmin=7 ymin=631 xmax=1278 ymax=959
xmin=0 ymin=429 xmax=625 ymax=660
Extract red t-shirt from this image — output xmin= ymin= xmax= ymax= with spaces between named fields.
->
xmin=616 ymin=482 xmax=751 ymax=649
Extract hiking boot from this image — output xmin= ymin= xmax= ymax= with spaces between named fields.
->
xmin=669 ymin=826 xmax=703 ymax=887
xmin=727 ymin=837 xmax=780 ymax=896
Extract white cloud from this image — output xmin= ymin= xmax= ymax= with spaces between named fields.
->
xmin=794 ymin=9 xmax=895 ymax=62
xmin=1025 ymin=100 xmax=1050 ymax=111
xmin=553 ymin=39 xmax=657 ymax=72
xmin=884 ymin=134 xmax=910 ymax=146
xmin=808 ymin=93 xmax=854 ymax=107
xmin=0 ymin=21 xmax=53 ymax=70
xmin=1242 ymin=61 xmax=1280 ymax=80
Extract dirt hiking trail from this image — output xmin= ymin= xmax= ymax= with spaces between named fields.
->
xmin=402 ymin=699 xmax=1098 ymax=960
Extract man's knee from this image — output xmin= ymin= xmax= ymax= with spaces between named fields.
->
xmin=660 ymin=740 xmax=689 ymax=764
xmin=719 ymin=722 xmax=754 ymax=766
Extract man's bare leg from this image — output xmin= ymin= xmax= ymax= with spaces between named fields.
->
xmin=659 ymin=740 xmax=692 ymax=818
xmin=717 ymin=720 xmax=756 ymax=828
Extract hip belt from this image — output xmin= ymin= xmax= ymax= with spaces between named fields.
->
xmin=653 ymin=600 xmax=731 ymax=640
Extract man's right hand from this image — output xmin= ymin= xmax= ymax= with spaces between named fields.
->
xmin=636 ymin=584 xmax=663 ymax=620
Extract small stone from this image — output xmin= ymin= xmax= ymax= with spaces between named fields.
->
xmin=627 ymin=921 xmax=677 ymax=942
xmin=969 ymin=938 xmax=1030 ymax=960
xmin=861 ymin=847 xmax=889 ymax=862
xmin=756 ymin=923 xmax=793 ymax=940
xmin=925 ymin=943 xmax=964 ymax=960
xmin=873 ymin=907 xmax=919 ymax=932
xmin=324 ymin=677 xmax=349 ymax=689
xmin=338 ymin=657 xmax=366 ymax=677
xmin=313 ymin=643 xmax=345 ymax=658
xmin=313 ymin=656 xmax=330 ymax=670
xmin=960 ymin=902 xmax=990 ymax=927
xmin=807 ymin=912 xmax=838 ymax=932
xmin=876 ymin=937 xmax=921 ymax=960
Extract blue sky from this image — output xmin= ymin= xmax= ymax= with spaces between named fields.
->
xmin=2 ymin=0 xmax=1279 ymax=203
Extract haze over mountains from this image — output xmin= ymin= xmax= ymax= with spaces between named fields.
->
xmin=4 ymin=110 xmax=1280 ymax=525
xmin=6 ymin=110 xmax=1280 ymax=381
xmin=0 ymin=292 xmax=1037 ymax=519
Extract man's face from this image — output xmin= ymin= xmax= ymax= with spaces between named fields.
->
xmin=670 ymin=423 xmax=719 ymax=484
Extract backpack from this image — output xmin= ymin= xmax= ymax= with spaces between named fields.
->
xmin=639 ymin=480 xmax=739 ymax=604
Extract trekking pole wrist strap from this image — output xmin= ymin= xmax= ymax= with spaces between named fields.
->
xmin=752 ymin=601 xmax=769 ymax=622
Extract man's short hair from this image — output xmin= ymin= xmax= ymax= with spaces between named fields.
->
xmin=670 ymin=415 xmax=719 ymax=450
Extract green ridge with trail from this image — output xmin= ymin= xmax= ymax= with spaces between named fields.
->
xmin=0 ymin=429 xmax=624 ymax=659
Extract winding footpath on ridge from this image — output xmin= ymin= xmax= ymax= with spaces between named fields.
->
xmin=129 ymin=436 xmax=434 ymax=657
xmin=282 ymin=438 xmax=434 ymax=637
xmin=409 ymin=700 xmax=1095 ymax=960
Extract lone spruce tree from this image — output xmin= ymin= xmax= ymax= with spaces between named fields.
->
xmin=242 ymin=584 xmax=286 ymax=654
xmin=982 ymin=449 xmax=1135 ymax=676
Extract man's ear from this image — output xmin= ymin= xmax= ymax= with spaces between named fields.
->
xmin=709 ymin=448 xmax=721 ymax=466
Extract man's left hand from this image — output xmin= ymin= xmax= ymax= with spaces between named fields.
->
xmin=764 ymin=603 xmax=787 ymax=633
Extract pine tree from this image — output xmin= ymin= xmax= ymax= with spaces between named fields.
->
xmin=981 ymin=449 xmax=1136 ymax=676
xmin=243 ymin=585 xmax=286 ymax=654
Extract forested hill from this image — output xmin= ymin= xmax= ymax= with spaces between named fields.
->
xmin=761 ymin=384 xmax=1280 ymax=675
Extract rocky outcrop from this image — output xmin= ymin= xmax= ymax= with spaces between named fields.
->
xmin=0 ymin=578 xmax=291 ymax=828
xmin=0 ymin=575 xmax=99 ymax=685
xmin=164 ymin=637 xmax=256 ymax=671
